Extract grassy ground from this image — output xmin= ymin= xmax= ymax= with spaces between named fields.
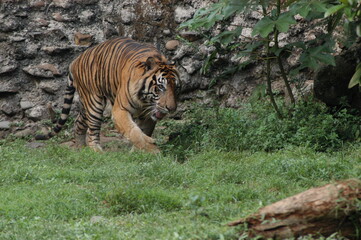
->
xmin=1 ymin=103 xmax=361 ymax=239
xmin=0 ymin=138 xmax=360 ymax=239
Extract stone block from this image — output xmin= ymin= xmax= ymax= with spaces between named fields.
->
xmin=26 ymin=105 xmax=47 ymax=121
xmin=39 ymin=80 xmax=61 ymax=94
xmin=41 ymin=46 xmax=72 ymax=55
xmin=20 ymin=101 xmax=34 ymax=110
xmin=23 ymin=63 xmax=62 ymax=78
xmin=0 ymin=97 xmax=20 ymax=116
xmin=0 ymin=121 xmax=11 ymax=129
xmin=74 ymin=32 xmax=94 ymax=46
xmin=52 ymin=0 xmax=74 ymax=8
xmin=0 ymin=15 xmax=19 ymax=32
xmin=165 ymin=40 xmax=180 ymax=51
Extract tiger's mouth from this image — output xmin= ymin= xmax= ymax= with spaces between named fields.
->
xmin=151 ymin=108 xmax=168 ymax=121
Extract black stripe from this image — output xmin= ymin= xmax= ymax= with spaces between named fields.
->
xmin=61 ymin=108 xmax=71 ymax=115
xmin=88 ymin=113 xmax=102 ymax=122
xmin=58 ymin=119 xmax=66 ymax=125
xmin=64 ymin=98 xmax=73 ymax=104
xmin=54 ymin=126 xmax=61 ymax=133
xmin=65 ymin=85 xmax=75 ymax=93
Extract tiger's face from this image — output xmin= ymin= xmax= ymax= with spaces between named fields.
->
xmin=139 ymin=60 xmax=180 ymax=121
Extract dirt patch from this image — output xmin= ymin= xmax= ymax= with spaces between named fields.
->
xmin=58 ymin=131 xmax=133 ymax=152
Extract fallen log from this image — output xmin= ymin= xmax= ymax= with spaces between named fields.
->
xmin=228 ymin=179 xmax=361 ymax=239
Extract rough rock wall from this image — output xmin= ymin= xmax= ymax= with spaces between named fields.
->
xmin=1 ymin=0 xmax=266 ymax=136
xmin=0 ymin=0 xmax=327 ymax=137
xmin=0 ymin=0 xmax=206 ymax=134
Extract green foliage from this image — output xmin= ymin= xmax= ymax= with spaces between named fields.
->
xmin=252 ymin=12 xmax=297 ymax=38
xmin=163 ymin=101 xmax=361 ymax=154
xmin=290 ymin=0 xmax=329 ymax=18
xmin=180 ymin=0 xmax=340 ymax=74
xmin=179 ymin=1 xmax=250 ymax=31
xmin=298 ymin=39 xmax=336 ymax=70
xmin=323 ymin=0 xmax=361 ymax=87
xmin=180 ymin=0 xmax=354 ymax=116
xmin=325 ymin=0 xmax=361 ymax=36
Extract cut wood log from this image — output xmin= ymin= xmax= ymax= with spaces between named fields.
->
xmin=228 ymin=179 xmax=361 ymax=239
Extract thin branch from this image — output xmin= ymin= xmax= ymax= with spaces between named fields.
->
xmin=262 ymin=4 xmax=283 ymax=119
xmin=275 ymin=0 xmax=295 ymax=105
xmin=274 ymin=30 xmax=295 ymax=105
xmin=266 ymin=37 xmax=283 ymax=119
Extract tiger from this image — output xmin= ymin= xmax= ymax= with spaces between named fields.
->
xmin=35 ymin=37 xmax=180 ymax=153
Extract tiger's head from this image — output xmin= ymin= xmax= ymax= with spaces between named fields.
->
xmin=138 ymin=56 xmax=180 ymax=121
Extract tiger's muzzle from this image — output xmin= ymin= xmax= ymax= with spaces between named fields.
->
xmin=152 ymin=107 xmax=169 ymax=121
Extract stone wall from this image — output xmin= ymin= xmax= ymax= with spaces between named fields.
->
xmin=0 ymin=0 xmax=263 ymax=137
xmin=1 ymin=0 xmax=345 ymax=137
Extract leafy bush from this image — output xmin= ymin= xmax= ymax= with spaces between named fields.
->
xmin=162 ymin=101 xmax=361 ymax=154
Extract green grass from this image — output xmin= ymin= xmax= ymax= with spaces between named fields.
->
xmin=0 ymin=139 xmax=360 ymax=239
xmin=1 ymin=102 xmax=361 ymax=239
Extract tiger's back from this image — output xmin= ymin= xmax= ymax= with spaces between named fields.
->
xmin=70 ymin=37 xmax=167 ymax=105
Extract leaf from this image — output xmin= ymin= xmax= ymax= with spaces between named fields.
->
xmin=179 ymin=0 xmax=248 ymax=31
xmin=211 ymin=26 xmax=242 ymax=45
xmin=356 ymin=24 xmax=361 ymax=37
xmin=348 ymin=63 xmax=361 ymax=88
xmin=212 ymin=31 xmax=236 ymax=45
xmin=310 ymin=1 xmax=329 ymax=13
xmin=252 ymin=16 xmax=275 ymax=38
xmin=313 ymin=53 xmax=336 ymax=66
xmin=236 ymin=41 xmax=263 ymax=58
xmin=203 ymin=8 xmax=223 ymax=30
xmin=300 ymin=53 xmax=319 ymax=70
xmin=201 ymin=50 xmax=217 ymax=75
xmin=275 ymin=12 xmax=297 ymax=33
xmin=325 ymin=4 xmax=346 ymax=18
xmin=298 ymin=5 xmax=312 ymax=18
xmin=289 ymin=66 xmax=305 ymax=77
xmin=271 ymin=46 xmax=284 ymax=56
xmin=179 ymin=3 xmax=223 ymax=30
xmin=299 ymin=44 xmax=335 ymax=70
xmin=253 ymin=12 xmax=296 ymax=37
xmin=222 ymin=0 xmax=247 ymax=19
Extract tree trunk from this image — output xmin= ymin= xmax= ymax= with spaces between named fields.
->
xmin=228 ymin=179 xmax=361 ymax=239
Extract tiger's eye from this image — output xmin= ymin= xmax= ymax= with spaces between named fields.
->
xmin=158 ymin=85 xmax=165 ymax=92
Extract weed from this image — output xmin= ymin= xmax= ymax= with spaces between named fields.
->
xmin=162 ymin=101 xmax=361 ymax=156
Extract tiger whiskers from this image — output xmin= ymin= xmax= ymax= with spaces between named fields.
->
xmin=137 ymin=104 xmax=156 ymax=119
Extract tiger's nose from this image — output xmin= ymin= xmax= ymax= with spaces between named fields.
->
xmin=166 ymin=105 xmax=177 ymax=113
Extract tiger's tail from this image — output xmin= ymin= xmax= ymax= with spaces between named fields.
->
xmin=35 ymin=73 xmax=76 ymax=140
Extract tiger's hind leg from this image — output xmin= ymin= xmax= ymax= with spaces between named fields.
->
xmin=74 ymin=108 xmax=88 ymax=148
xmin=83 ymin=95 xmax=106 ymax=152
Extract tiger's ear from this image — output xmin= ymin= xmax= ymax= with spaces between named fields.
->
xmin=145 ymin=57 xmax=157 ymax=71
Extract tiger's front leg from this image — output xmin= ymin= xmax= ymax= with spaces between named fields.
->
xmin=112 ymin=106 xmax=160 ymax=153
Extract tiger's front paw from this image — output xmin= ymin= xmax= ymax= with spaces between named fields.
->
xmin=129 ymin=127 xmax=160 ymax=153
xmin=144 ymin=143 xmax=160 ymax=154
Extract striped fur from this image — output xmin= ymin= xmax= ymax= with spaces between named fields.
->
xmin=36 ymin=37 xmax=180 ymax=153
